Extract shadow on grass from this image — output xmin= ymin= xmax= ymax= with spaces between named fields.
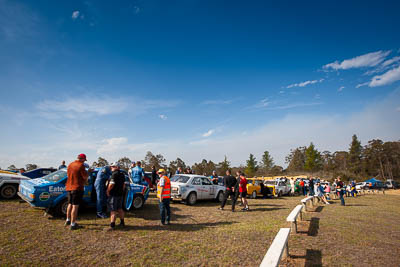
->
xmin=345 ymin=204 xmax=368 ymax=207
xmin=310 ymin=206 xmax=324 ymax=213
xmin=308 ymin=217 xmax=319 ymax=236
xmin=83 ymin=220 xmax=238 ymax=232
xmin=290 ymin=249 xmax=322 ymax=266
xmin=248 ymin=207 xmax=287 ymax=212
xmin=297 ymin=217 xmax=319 ymax=236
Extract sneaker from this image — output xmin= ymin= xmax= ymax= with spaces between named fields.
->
xmin=165 ymin=221 xmax=170 ymax=225
xmin=160 ymin=222 xmax=166 ymax=226
xmin=218 ymin=207 xmax=224 ymax=210
xmin=241 ymin=208 xmax=247 ymax=211
xmin=118 ymin=222 xmax=125 ymax=227
xmin=70 ymin=223 xmax=79 ymax=230
xmin=97 ymin=213 xmax=108 ymax=219
xmin=64 ymin=220 xmax=71 ymax=226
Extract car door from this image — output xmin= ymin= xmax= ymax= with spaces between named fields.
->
xmin=200 ymin=177 xmax=214 ymax=199
xmin=191 ymin=177 xmax=202 ymax=198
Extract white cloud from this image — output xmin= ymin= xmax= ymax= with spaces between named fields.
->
xmin=369 ymin=66 xmax=400 ymax=87
xmin=338 ymin=86 xmax=345 ymax=92
xmin=2 ymin=89 xmax=399 ymax=170
xmin=255 ymin=98 xmax=270 ymax=108
xmin=323 ymin=50 xmax=391 ymax=70
xmin=270 ymin=102 xmax=322 ymax=110
xmin=159 ymin=114 xmax=167 ymax=120
xmin=97 ymin=137 xmax=128 ymax=154
xmin=201 ymin=99 xmax=234 ymax=105
xmin=71 ymin=11 xmax=80 ymax=20
xmin=202 ymin=129 xmax=215 ymax=138
xmin=382 ymin=56 xmax=400 ymax=67
xmin=35 ymin=94 xmax=178 ymax=119
xmin=356 ymin=82 xmax=369 ymax=88
xmin=36 ymin=96 xmax=128 ymax=118
xmin=286 ymin=78 xmax=324 ymax=88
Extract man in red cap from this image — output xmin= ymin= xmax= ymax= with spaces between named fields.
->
xmin=65 ymin=153 xmax=90 ymax=230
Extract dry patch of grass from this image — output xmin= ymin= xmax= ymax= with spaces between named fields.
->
xmin=1 ymin=191 xmax=400 ymax=266
xmin=284 ymin=191 xmax=400 ymax=266
xmin=0 ymin=195 xmax=298 ymax=266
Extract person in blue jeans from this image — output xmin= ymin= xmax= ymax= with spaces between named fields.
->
xmin=130 ymin=161 xmax=145 ymax=184
xmin=336 ymin=176 xmax=346 ymax=206
xmin=95 ymin=165 xmax=112 ymax=218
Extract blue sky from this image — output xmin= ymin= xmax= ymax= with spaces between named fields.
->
xmin=1 ymin=0 xmax=400 ymax=168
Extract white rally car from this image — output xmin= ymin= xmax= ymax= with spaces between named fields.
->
xmin=0 ymin=172 xmax=30 ymax=199
xmin=170 ymin=174 xmax=225 ymax=205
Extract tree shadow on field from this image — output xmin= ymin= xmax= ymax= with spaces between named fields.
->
xmin=345 ymin=204 xmax=368 ymax=207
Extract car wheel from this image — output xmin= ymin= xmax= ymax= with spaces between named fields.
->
xmin=185 ymin=192 xmax=197 ymax=205
xmin=54 ymin=199 xmax=68 ymax=217
xmin=216 ymin=191 xmax=224 ymax=202
xmin=278 ymin=191 xmax=282 ymax=197
xmin=252 ymin=191 xmax=257 ymax=199
xmin=132 ymin=194 xmax=145 ymax=209
xmin=0 ymin=184 xmax=18 ymax=199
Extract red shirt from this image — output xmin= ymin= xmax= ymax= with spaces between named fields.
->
xmin=66 ymin=160 xmax=88 ymax=191
xmin=239 ymin=177 xmax=247 ymax=193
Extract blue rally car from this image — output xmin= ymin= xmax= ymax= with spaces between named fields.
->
xmin=18 ymin=168 xmax=150 ymax=217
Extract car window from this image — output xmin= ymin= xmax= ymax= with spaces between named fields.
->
xmin=170 ymin=175 xmax=190 ymax=183
xmin=42 ymin=170 xmax=68 ymax=182
xmin=201 ymin=178 xmax=212 ymax=185
xmin=192 ymin=178 xmax=201 ymax=185
xmin=255 ymin=180 xmax=262 ymax=186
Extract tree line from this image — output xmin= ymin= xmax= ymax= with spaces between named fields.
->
xmin=4 ymin=135 xmax=399 ymax=181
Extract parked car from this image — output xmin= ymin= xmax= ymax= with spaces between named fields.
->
xmin=385 ymin=179 xmax=398 ymax=189
xmin=170 ymin=174 xmax=225 ymax=205
xmin=356 ymin=182 xmax=368 ymax=190
xmin=18 ymin=168 xmax=150 ymax=217
xmin=246 ymin=178 xmax=275 ymax=198
xmin=0 ymin=172 xmax=30 ymax=199
xmin=21 ymin=168 xmax=57 ymax=179
xmin=264 ymin=179 xmax=291 ymax=197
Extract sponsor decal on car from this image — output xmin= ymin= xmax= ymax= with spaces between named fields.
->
xmin=39 ymin=192 xmax=50 ymax=201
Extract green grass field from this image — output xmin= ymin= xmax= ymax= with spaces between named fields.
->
xmin=1 ymin=191 xmax=399 ymax=266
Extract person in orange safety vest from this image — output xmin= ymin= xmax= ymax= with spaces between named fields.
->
xmin=157 ymin=169 xmax=171 ymax=225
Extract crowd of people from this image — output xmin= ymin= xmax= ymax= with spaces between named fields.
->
xmin=63 ymin=154 xmax=175 ymax=230
xmin=57 ymin=153 xmax=370 ymax=230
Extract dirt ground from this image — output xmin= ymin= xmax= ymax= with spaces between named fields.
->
xmin=1 ymin=191 xmax=399 ymax=266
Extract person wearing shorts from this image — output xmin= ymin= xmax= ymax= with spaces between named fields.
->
xmin=65 ymin=154 xmax=90 ymax=230
xmin=238 ymin=171 xmax=249 ymax=211
xmin=106 ymin=162 xmax=126 ymax=230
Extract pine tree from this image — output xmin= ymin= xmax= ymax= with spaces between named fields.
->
xmin=348 ymin=134 xmax=362 ymax=174
xmin=261 ymin=151 xmax=274 ymax=173
xmin=304 ymin=142 xmax=322 ymax=173
xmin=245 ymin=154 xmax=258 ymax=177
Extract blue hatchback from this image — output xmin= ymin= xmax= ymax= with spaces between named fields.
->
xmin=18 ymin=168 xmax=149 ymax=217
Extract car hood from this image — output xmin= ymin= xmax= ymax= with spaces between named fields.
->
xmin=20 ymin=178 xmax=53 ymax=189
xmin=0 ymin=173 xmax=30 ymax=180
